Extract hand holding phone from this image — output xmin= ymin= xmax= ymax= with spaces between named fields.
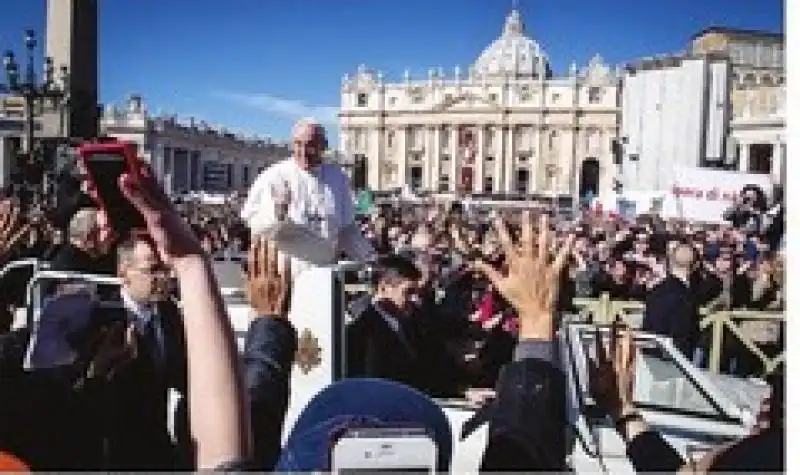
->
xmin=78 ymin=141 xmax=146 ymax=237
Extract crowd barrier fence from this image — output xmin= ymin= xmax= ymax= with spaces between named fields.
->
xmin=571 ymin=293 xmax=784 ymax=376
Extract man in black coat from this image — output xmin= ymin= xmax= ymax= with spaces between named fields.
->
xmin=103 ymin=234 xmax=188 ymax=469
xmin=346 ymin=255 xmax=430 ymax=391
xmin=0 ymin=284 xmax=186 ymax=470
xmin=643 ymin=243 xmax=705 ymax=357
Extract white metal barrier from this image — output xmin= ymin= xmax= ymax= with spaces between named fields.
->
xmin=0 ymin=258 xmax=49 ymax=280
xmin=0 ymin=259 xmax=50 ymax=330
xmin=562 ymin=323 xmax=765 ymax=473
xmin=24 ymin=270 xmax=123 ymax=327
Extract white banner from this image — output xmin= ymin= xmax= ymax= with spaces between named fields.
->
xmin=669 ymin=168 xmax=773 ymax=223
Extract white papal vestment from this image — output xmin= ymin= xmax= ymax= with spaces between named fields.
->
xmin=240 ymin=158 xmax=374 ymax=275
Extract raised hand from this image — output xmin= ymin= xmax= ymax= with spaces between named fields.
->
xmin=451 ymin=223 xmax=472 ymax=256
xmin=246 ymin=237 xmax=291 ymax=317
xmin=118 ymin=165 xmax=205 ymax=267
xmin=473 ymin=211 xmax=574 ymax=340
xmin=587 ymin=322 xmax=636 ymax=420
xmin=120 ymin=168 xmax=250 ymax=468
xmin=0 ymin=203 xmax=30 ymax=260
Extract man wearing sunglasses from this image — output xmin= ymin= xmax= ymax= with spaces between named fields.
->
xmin=110 ymin=233 xmax=189 ymax=469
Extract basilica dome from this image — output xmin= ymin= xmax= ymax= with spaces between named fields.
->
xmin=472 ymin=9 xmax=551 ymax=79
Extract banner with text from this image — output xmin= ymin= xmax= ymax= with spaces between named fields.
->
xmin=671 ymin=168 xmax=773 ymax=223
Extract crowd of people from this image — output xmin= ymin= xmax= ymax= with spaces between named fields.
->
xmin=0 ymin=119 xmax=785 ymax=472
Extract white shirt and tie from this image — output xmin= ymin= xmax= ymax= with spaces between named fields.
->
xmin=240 ymin=158 xmax=375 ymax=274
xmin=122 ymin=291 xmax=165 ymax=367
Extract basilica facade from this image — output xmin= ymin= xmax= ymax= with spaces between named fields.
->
xmin=338 ymin=9 xmax=621 ymax=201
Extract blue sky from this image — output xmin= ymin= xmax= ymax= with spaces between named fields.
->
xmin=0 ymin=0 xmax=783 ymax=143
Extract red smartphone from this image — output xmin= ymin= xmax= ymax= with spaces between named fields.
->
xmin=77 ymin=140 xmax=146 ymax=236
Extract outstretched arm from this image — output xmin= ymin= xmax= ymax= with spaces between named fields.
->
xmin=339 ymin=224 xmax=376 ymax=261
xmin=336 ymin=174 xmax=376 ymax=261
xmin=241 ymin=169 xmax=288 ymax=235
xmin=119 ymin=167 xmax=251 ymax=469
xmin=243 ymin=238 xmax=296 ymax=470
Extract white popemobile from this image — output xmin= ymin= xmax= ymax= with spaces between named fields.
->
xmin=11 ymin=258 xmax=769 ymax=474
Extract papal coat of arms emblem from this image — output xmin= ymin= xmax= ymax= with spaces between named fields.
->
xmin=295 ymin=328 xmax=322 ymax=375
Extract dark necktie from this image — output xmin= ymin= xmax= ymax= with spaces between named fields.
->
xmin=138 ymin=307 xmax=165 ymax=370
xmin=394 ymin=317 xmax=418 ymax=359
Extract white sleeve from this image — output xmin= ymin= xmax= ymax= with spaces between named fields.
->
xmin=334 ymin=167 xmax=375 ymax=261
xmin=339 ymin=172 xmax=357 ymax=227
xmin=240 ymin=169 xmax=276 ymax=233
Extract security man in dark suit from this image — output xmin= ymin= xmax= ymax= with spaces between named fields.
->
xmin=345 ymin=255 xmax=428 ymax=390
xmin=643 ymin=243 xmax=704 ymax=357
xmin=105 ymin=233 xmax=188 ymax=469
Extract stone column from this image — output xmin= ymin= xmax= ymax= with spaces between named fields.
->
xmin=535 ymin=126 xmax=546 ymax=193
xmin=151 ymin=143 xmax=164 ymax=181
xmin=565 ymin=127 xmax=576 ymax=197
xmin=367 ymin=127 xmax=382 ymax=190
xmin=528 ymin=127 xmax=538 ymax=195
xmin=234 ymin=161 xmax=243 ymax=191
xmin=158 ymin=143 xmax=172 ymax=195
xmin=197 ymin=151 xmax=206 ymax=191
xmin=0 ymin=137 xmax=12 ymax=189
xmin=570 ymin=127 xmax=581 ymax=205
xmin=449 ymin=126 xmax=458 ymax=193
xmin=187 ymin=151 xmax=194 ymax=191
xmin=596 ymin=128 xmax=614 ymax=202
xmin=474 ymin=126 xmax=484 ymax=194
xmin=431 ymin=126 xmax=440 ymax=192
xmin=772 ymin=141 xmax=784 ymax=184
xmin=494 ymin=127 xmax=504 ymax=193
xmin=163 ymin=146 xmax=174 ymax=196
xmin=780 ymin=142 xmax=786 ymax=185
xmin=397 ymin=127 xmax=407 ymax=189
xmin=504 ymin=126 xmax=515 ymax=193
xmin=339 ymin=128 xmax=348 ymax=157
xmin=738 ymin=142 xmax=750 ymax=173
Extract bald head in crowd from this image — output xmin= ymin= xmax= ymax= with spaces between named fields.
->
xmin=670 ymin=242 xmax=696 ymax=277
xmin=68 ymin=208 xmax=109 ymax=252
xmin=291 ymin=118 xmax=327 ymax=170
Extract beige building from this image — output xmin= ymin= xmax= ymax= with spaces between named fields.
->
xmin=101 ymin=95 xmax=290 ymax=195
xmin=690 ymin=27 xmax=785 ymax=181
xmin=339 ymin=9 xmax=622 ymax=201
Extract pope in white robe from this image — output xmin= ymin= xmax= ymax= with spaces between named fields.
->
xmin=240 ymin=118 xmax=375 ymax=274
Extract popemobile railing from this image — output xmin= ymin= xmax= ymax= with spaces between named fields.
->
xmin=571 ymin=293 xmax=785 ymax=376
xmin=698 ymin=309 xmax=784 ymax=376
xmin=572 ymin=293 xmax=645 ymax=328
